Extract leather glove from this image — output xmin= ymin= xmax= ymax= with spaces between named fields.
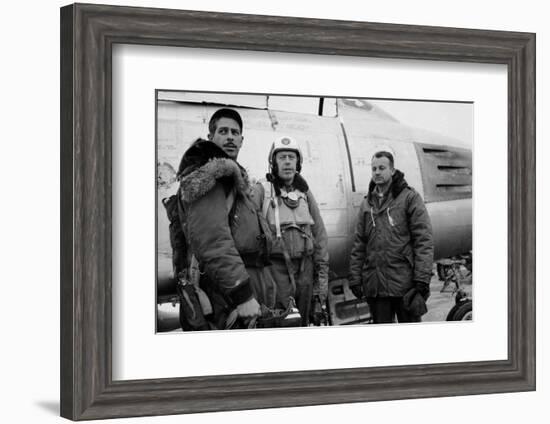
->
xmin=349 ymin=282 xmax=364 ymax=300
xmin=402 ymin=287 xmax=427 ymax=317
xmin=415 ymin=281 xmax=430 ymax=300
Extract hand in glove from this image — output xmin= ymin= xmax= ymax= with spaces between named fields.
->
xmin=310 ymin=295 xmax=328 ymax=326
xmin=414 ymin=281 xmax=430 ymax=300
xmin=402 ymin=287 xmax=428 ymax=317
xmin=236 ymin=297 xmax=261 ymax=318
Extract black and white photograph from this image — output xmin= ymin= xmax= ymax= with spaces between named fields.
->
xmin=156 ymin=91 xmax=473 ymax=332
xmin=2 ymin=0 xmax=543 ymax=422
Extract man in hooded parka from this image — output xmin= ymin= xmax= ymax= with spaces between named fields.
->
xmin=177 ymin=108 xmax=276 ymax=329
xmin=348 ymin=151 xmax=434 ymax=324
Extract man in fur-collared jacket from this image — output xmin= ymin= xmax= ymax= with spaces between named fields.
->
xmin=177 ymin=108 xmax=276 ymax=328
xmin=348 ymin=151 xmax=434 ymax=324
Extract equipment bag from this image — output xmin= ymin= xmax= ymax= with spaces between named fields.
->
xmin=163 ymin=189 xmax=237 ymax=331
xmin=162 ymin=192 xmax=189 ymax=276
xmin=176 ymin=272 xmax=212 ymax=331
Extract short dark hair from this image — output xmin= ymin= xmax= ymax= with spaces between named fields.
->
xmin=208 ymin=108 xmax=243 ymax=134
xmin=372 ymin=151 xmax=394 ymax=168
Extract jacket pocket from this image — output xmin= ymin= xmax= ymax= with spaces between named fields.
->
xmin=256 ymin=210 xmax=273 ymax=258
xmin=230 ymin=201 xmax=262 ymax=254
xmin=364 ymin=250 xmax=377 ymax=270
xmin=384 ymin=250 xmax=414 ymax=288
xmin=361 ymin=266 xmax=378 ymax=297
xmin=400 ymin=244 xmax=414 ymax=268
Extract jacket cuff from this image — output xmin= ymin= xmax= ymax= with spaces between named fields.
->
xmin=226 ymin=278 xmax=254 ymax=307
xmin=413 ymin=271 xmax=432 ymax=284
xmin=348 ymin=276 xmax=360 ymax=287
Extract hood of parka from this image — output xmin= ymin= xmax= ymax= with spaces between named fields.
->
xmin=177 ymin=139 xmax=250 ymax=203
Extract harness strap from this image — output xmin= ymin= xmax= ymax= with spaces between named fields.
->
xmin=262 ymin=184 xmax=271 ymax=220
xmin=281 ymin=244 xmax=297 ymax=296
xmin=273 ymin=196 xmax=282 ymax=239
xmin=264 ymin=184 xmax=297 ymax=295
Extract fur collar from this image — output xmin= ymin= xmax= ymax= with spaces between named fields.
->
xmin=177 ymin=139 xmax=228 ymax=180
xmin=180 ymin=157 xmax=250 ymax=203
xmin=266 ymin=173 xmax=310 ymax=195
xmin=367 ymin=169 xmax=409 ymax=201
xmin=178 ymin=139 xmax=250 ymax=203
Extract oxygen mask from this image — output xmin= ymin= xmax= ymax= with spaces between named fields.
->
xmin=281 ymin=190 xmax=300 ymax=209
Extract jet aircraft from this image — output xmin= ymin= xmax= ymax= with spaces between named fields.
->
xmin=156 ymin=92 xmax=472 ymax=331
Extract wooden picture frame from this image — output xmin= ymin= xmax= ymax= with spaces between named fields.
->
xmin=60 ymin=3 xmax=535 ymax=420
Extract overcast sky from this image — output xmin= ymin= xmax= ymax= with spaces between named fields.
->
xmin=267 ymin=96 xmax=473 ymax=147
xmin=368 ymin=99 xmax=473 ymax=147
xmin=160 ymin=91 xmax=473 ymax=147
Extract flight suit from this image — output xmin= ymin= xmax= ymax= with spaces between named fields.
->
xmin=254 ymin=179 xmax=329 ymax=326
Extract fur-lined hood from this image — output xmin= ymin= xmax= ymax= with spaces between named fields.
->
xmin=178 ymin=139 xmax=250 ymax=203
xmin=367 ymin=169 xmax=409 ymax=201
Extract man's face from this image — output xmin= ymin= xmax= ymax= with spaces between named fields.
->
xmin=275 ymin=150 xmax=298 ymax=184
xmin=371 ymin=156 xmax=395 ymax=186
xmin=208 ymin=117 xmax=243 ymax=159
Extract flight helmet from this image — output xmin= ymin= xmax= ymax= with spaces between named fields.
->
xmin=268 ymin=135 xmax=303 ymax=173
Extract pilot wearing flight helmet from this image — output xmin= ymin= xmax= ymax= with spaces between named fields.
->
xmin=254 ymin=135 xmax=329 ymax=326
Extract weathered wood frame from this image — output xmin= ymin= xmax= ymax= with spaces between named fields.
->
xmin=60 ymin=3 xmax=536 ymax=420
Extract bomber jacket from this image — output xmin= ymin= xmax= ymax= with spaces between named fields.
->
xmin=349 ymin=170 xmax=434 ymax=298
xmin=177 ymin=140 xmax=269 ymax=307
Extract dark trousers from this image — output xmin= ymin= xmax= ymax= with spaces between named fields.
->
xmin=366 ymin=297 xmax=422 ymax=324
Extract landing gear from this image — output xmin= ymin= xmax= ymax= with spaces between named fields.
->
xmin=446 ymin=289 xmax=473 ymax=321
xmin=437 ymin=254 xmax=472 ymax=293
